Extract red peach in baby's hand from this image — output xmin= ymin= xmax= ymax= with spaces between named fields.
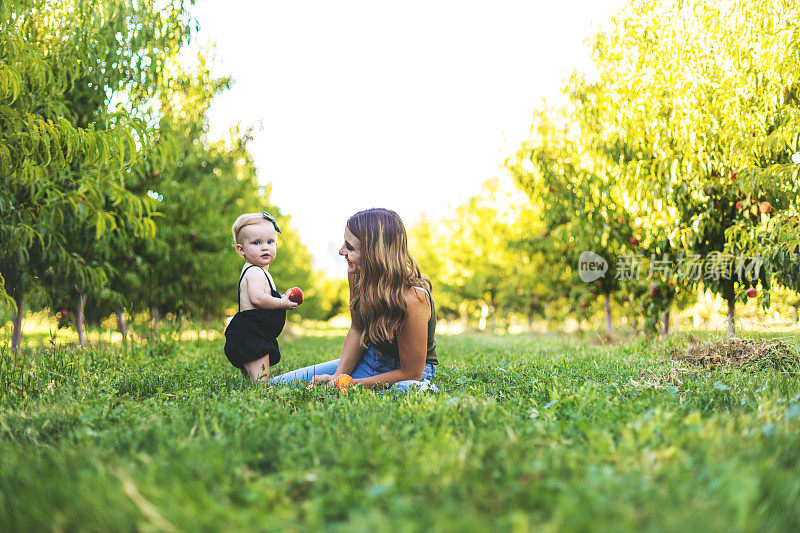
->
xmin=288 ymin=287 xmax=304 ymax=304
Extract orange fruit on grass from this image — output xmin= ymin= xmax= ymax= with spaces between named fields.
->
xmin=335 ymin=374 xmax=354 ymax=390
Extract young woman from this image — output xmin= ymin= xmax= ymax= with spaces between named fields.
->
xmin=270 ymin=208 xmax=438 ymax=391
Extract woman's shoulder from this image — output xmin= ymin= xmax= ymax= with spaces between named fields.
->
xmin=403 ymin=286 xmax=431 ymax=314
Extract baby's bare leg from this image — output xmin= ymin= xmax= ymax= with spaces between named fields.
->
xmin=243 ymin=355 xmax=271 ymax=383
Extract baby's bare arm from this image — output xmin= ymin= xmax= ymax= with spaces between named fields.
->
xmin=244 ymin=269 xmax=298 ymax=310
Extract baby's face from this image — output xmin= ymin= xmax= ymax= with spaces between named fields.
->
xmin=237 ymin=222 xmax=278 ymax=267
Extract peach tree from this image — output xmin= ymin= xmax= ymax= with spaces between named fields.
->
xmin=0 ymin=0 xmax=195 ymax=348
xmin=510 ymin=103 xmax=638 ymax=336
xmin=579 ymin=0 xmax=798 ymax=337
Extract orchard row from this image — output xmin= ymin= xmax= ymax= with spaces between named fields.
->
xmin=412 ymin=0 xmax=800 ymax=338
xmin=4 ymin=0 xmax=800 ymax=347
xmin=0 ymin=1 xmax=344 ymax=350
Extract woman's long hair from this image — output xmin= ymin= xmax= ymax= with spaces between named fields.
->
xmin=347 ymin=208 xmax=431 ymax=348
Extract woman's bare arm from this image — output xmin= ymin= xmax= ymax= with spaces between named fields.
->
xmin=353 ymin=287 xmax=429 ymax=388
xmin=331 ymin=271 xmax=367 ymax=378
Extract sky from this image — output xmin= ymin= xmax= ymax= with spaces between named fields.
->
xmin=190 ymin=0 xmax=629 ymax=277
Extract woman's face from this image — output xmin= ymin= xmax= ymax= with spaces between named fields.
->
xmin=339 ymin=227 xmax=362 ymax=273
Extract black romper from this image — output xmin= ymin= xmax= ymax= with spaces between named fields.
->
xmin=223 ymin=265 xmax=286 ymax=369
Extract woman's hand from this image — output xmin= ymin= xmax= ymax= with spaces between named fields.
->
xmin=306 ymin=374 xmax=335 ymax=389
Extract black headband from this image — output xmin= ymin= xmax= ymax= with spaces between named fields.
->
xmin=262 ymin=210 xmax=282 ymax=233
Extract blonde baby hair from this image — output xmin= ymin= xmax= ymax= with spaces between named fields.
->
xmin=232 ymin=213 xmax=273 ymax=245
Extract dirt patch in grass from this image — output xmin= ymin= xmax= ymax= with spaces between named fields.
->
xmin=665 ymin=337 xmax=800 ymax=375
xmin=589 ymin=333 xmax=623 ymax=346
xmin=633 ymin=337 xmax=800 ymax=390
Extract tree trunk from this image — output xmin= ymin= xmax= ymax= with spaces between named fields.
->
xmin=150 ymin=305 xmax=159 ymax=335
xmin=723 ymin=279 xmax=736 ymax=339
xmin=76 ymin=290 xmax=87 ymax=348
xmin=604 ymin=291 xmax=613 ymax=336
xmin=116 ymin=307 xmax=128 ymax=344
xmin=660 ymin=296 xmax=672 ymax=340
xmin=11 ymin=289 xmax=24 ymax=354
xmin=727 ymin=299 xmax=735 ymax=338
xmin=478 ymin=302 xmax=489 ymax=331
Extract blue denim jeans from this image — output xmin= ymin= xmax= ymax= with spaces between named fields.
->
xmin=269 ymin=343 xmax=437 ymax=392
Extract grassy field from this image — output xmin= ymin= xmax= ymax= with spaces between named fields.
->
xmin=1 ymin=331 xmax=799 ymax=532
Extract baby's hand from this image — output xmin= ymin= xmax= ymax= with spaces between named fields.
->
xmin=281 ymin=290 xmax=299 ymax=310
